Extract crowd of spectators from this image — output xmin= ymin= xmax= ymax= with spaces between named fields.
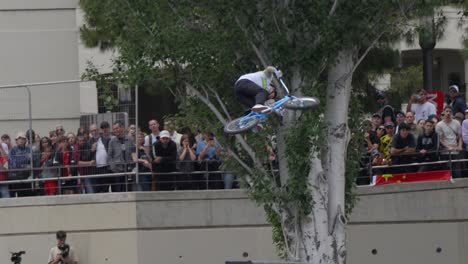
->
xmin=360 ymin=85 xmax=468 ymax=184
xmin=0 ymin=118 xmax=238 ymax=198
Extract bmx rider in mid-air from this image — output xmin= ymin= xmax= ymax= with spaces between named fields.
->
xmin=234 ymin=66 xmax=282 ymax=113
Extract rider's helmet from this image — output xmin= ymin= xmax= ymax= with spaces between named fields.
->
xmin=264 ymin=66 xmax=277 ymax=78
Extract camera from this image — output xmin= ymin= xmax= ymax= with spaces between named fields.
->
xmin=10 ymin=251 xmax=25 ymax=264
xmin=58 ymin=244 xmax=70 ymax=258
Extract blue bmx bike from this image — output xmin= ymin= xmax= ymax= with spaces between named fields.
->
xmin=224 ymin=78 xmax=320 ymax=134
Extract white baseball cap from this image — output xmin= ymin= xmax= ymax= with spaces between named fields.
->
xmin=159 ymin=130 xmax=170 ymax=139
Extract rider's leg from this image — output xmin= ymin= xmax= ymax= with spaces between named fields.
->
xmin=235 ymin=80 xmax=259 ymax=108
xmin=235 ymin=80 xmax=271 ymax=112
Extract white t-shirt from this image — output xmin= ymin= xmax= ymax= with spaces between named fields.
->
xmin=237 ymin=71 xmax=272 ymax=90
xmin=48 ymin=245 xmax=78 ymax=264
xmin=411 ymin=101 xmax=436 ymax=121
xmin=436 ymin=119 xmax=461 ymax=153
xmin=95 ymin=138 xmax=108 ymax=167
xmin=144 ymin=133 xmax=159 ymax=147
xmin=1 ymin=142 xmax=8 ymax=155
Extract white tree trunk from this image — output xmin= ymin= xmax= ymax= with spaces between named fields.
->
xmin=292 ymin=49 xmax=356 ymax=264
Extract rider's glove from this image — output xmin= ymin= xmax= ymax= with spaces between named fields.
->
xmin=275 ymin=70 xmax=283 ymax=79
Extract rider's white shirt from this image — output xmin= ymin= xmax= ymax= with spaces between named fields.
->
xmin=237 ymin=71 xmax=272 ymax=90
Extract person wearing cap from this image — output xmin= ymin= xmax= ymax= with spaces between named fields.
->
xmin=436 ymin=106 xmax=463 ymax=178
xmin=454 ymin=112 xmax=464 ymax=124
xmin=8 ymin=132 xmax=32 ymax=197
xmin=394 ymin=111 xmax=406 ymax=134
xmin=390 ymin=122 xmax=416 ymax=171
xmin=446 ymin=84 xmax=466 ymax=116
xmin=55 ymin=124 xmax=65 ymax=137
xmin=416 ymin=119 xmax=439 ymax=171
xmin=151 ymin=130 xmax=177 ymax=190
xmin=107 ymin=120 xmax=134 ymax=192
xmin=378 ymin=122 xmax=395 ymax=162
xmin=164 ymin=119 xmax=183 ymax=153
xmin=406 ymin=89 xmax=436 ymax=122
xmin=376 ymin=91 xmax=395 ymax=123
xmin=234 ymin=66 xmax=281 ymax=113
xmin=370 ymin=113 xmax=382 ymax=131
xmin=48 ymin=230 xmax=78 ymax=264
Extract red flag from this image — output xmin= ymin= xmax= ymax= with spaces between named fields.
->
xmin=373 ymin=170 xmax=451 ymax=186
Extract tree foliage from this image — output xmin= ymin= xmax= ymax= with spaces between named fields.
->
xmin=79 ymin=0 xmax=449 ymax=261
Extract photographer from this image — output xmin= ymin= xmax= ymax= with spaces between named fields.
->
xmin=48 ymin=231 xmax=78 ymax=264
xmin=406 ymin=89 xmax=436 ymax=122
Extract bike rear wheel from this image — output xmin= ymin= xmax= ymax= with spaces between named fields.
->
xmin=224 ymin=116 xmax=260 ymax=134
xmin=283 ymin=96 xmax=320 ymax=110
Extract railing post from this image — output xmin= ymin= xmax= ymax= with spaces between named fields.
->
xmin=57 ymin=167 xmax=62 ymax=195
xmin=448 ymin=151 xmax=453 ymax=178
xmin=205 ymin=160 xmax=209 ymax=190
xmin=125 ymin=162 xmax=129 ymax=192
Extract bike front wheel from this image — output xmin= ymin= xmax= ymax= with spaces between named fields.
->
xmin=283 ymin=96 xmax=320 ymax=110
xmin=224 ymin=116 xmax=260 ymax=134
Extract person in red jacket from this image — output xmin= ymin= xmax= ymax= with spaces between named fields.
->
xmin=0 ymin=153 xmax=9 ymax=198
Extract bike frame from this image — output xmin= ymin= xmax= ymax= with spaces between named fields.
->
xmin=238 ymin=95 xmax=293 ymax=124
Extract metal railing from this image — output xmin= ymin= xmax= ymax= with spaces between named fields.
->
xmin=0 ymin=160 xmax=239 ymax=197
xmin=357 ymin=149 xmax=467 ymax=185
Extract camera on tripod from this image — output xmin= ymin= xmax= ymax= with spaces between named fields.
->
xmin=10 ymin=251 xmax=25 ymax=264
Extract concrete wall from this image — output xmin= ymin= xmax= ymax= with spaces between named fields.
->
xmin=2 ymin=179 xmax=468 ymax=264
xmin=0 ymin=0 xmax=100 ymax=138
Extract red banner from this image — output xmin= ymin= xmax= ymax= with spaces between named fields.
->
xmin=427 ymin=90 xmax=444 ymax=115
xmin=373 ymin=170 xmax=451 ymax=186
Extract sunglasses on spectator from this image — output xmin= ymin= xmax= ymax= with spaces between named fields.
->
xmin=377 ymin=127 xmax=385 ymax=130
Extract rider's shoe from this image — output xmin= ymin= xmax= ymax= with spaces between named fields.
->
xmin=251 ymin=104 xmax=271 ymax=113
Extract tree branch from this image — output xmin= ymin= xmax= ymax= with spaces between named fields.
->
xmin=121 ymin=0 xmax=157 ymax=38
xmin=234 ymin=16 xmax=269 ymax=67
xmin=348 ymin=30 xmax=385 ymax=77
xmin=227 ymin=148 xmax=254 ymax=175
xmin=329 ymin=0 xmax=339 ymax=16
xmin=185 ymin=82 xmax=266 ymax=173
xmin=207 ymin=85 xmax=230 ymax=120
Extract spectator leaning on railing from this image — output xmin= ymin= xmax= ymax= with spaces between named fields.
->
xmin=107 ymin=120 xmax=134 ymax=192
xmin=151 ymin=130 xmax=177 ymax=190
xmin=196 ymin=131 xmax=222 ymax=189
xmin=0 ymin=149 xmax=9 ymax=198
xmin=436 ymin=106 xmax=463 ymax=178
xmin=9 ymin=132 xmax=31 ymax=197
xmin=416 ymin=119 xmax=439 ymax=172
xmin=131 ymin=131 xmax=152 ymax=191
xmin=390 ymin=122 xmax=416 ymax=172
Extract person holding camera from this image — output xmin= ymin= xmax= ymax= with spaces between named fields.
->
xmin=406 ymin=89 xmax=436 ymax=122
xmin=48 ymin=231 xmax=78 ymax=264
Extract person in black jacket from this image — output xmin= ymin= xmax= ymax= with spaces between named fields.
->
xmin=447 ymin=85 xmax=467 ymax=116
xmin=151 ymin=130 xmax=177 ymax=190
xmin=416 ymin=119 xmax=439 ymax=172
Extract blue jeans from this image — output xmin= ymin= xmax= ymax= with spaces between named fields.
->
xmin=84 ymin=177 xmax=95 ymax=194
xmin=223 ymin=173 xmax=235 ymax=189
xmin=136 ymin=174 xmax=152 ymax=191
xmin=0 ymin=184 xmax=10 ymax=198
